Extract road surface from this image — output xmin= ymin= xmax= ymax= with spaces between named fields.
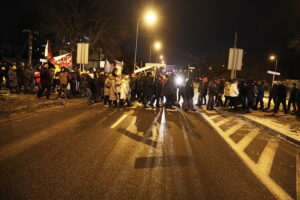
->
xmin=0 ymin=102 xmax=298 ymax=199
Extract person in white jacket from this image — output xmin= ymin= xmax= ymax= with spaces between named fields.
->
xmin=229 ymin=79 xmax=239 ymax=108
xmin=120 ymin=75 xmax=132 ymax=107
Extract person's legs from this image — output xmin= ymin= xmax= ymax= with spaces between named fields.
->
xmin=45 ymin=85 xmax=51 ymax=99
xmin=292 ymin=101 xmax=297 ymax=112
xmin=282 ymin=98 xmax=287 ymax=113
xmin=274 ymin=98 xmax=281 ymax=113
xmin=207 ymin=95 xmax=212 ymax=110
xmin=188 ymin=97 xmax=195 ymax=110
xmin=24 ymin=80 xmax=29 ymax=94
xmin=37 ymin=85 xmax=45 ymax=98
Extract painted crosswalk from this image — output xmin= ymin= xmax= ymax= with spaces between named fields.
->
xmin=197 ymin=108 xmax=298 ymax=200
xmin=102 ymin=105 xmax=298 ymax=200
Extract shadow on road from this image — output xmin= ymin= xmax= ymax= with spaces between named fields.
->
xmin=117 ymin=127 xmax=158 ymax=148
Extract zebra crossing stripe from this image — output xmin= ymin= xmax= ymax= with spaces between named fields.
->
xmin=238 ymin=130 xmax=260 ymax=151
xmin=224 ymin=123 xmax=244 ymax=137
xmin=257 ymin=140 xmax=279 ymax=175
xmin=215 ymin=117 xmax=232 ymax=126
xmin=209 ymin=115 xmax=220 ymax=120
xmin=197 ymin=110 xmax=292 ymax=200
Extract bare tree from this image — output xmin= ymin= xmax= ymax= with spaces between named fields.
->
xmin=39 ymin=0 xmax=128 ymax=61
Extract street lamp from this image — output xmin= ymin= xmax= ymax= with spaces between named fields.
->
xmin=160 ymin=55 xmax=164 ymax=60
xmin=269 ymin=55 xmax=278 ymax=85
xmin=134 ymin=10 xmax=158 ymax=70
xmin=144 ymin=11 xmax=157 ymax=25
xmin=149 ymin=41 xmax=162 ymax=62
xmin=154 ymin=41 xmax=161 ymax=50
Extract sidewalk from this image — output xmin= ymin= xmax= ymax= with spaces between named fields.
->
xmin=0 ymin=90 xmax=84 ymax=121
xmin=211 ymin=105 xmax=300 ymax=146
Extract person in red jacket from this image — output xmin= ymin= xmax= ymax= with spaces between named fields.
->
xmin=34 ymin=65 xmax=41 ymax=93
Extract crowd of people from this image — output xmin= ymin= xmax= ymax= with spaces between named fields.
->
xmin=197 ymin=77 xmax=300 ymax=116
xmin=1 ymin=61 xmax=300 ymax=117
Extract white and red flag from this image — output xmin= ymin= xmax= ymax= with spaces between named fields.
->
xmin=44 ymin=41 xmax=73 ymax=67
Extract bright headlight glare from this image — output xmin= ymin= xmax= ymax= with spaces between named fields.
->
xmin=176 ymin=76 xmax=184 ymax=85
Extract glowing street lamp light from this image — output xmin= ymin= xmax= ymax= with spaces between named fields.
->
xmin=270 ymin=55 xmax=276 ymax=61
xmin=134 ymin=10 xmax=158 ymax=70
xmin=154 ymin=41 xmax=162 ymax=50
xmin=149 ymin=41 xmax=162 ymax=62
xmin=162 ymin=60 xmax=165 ymax=64
xmin=144 ymin=11 xmax=157 ymax=25
xmin=160 ymin=55 xmax=164 ymax=60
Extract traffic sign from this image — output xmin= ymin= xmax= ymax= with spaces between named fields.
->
xmin=228 ymin=48 xmax=243 ymax=71
xmin=267 ymin=70 xmax=280 ymax=76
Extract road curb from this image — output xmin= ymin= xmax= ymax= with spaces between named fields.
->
xmin=213 ymin=108 xmax=300 ymax=147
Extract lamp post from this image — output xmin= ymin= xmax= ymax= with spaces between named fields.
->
xmin=149 ymin=41 xmax=162 ymax=62
xmin=269 ymin=55 xmax=278 ymax=86
xmin=134 ymin=10 xmax=157 ymax=71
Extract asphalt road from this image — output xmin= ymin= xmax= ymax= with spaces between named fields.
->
xmin=0 ymin=102 xmax=294 ymax=200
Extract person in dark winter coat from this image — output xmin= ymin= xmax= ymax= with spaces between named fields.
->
xmin=254 ymin=81 xmax=265 ymax=110
xmin=69 ymin=70 xmax=78 ymax=97
xmin=37 ymin=63 xmax=52 ymax=99
xmin=130 ymin=74 xmax=138 ymax=101
xmin=288 ymin=83 xmax=297 ymax=113
xmin=239 ymin=80 xmax=248 ymax=109
xmin=8 ymin=65 xmax=19 ymax=93
xmin=266 ymin=82 xmax=278 ymax=110
xmin=207 ymin=78 xmax=218 ymax=110
xmin=245 ymin=80 xmax=256 ymax=113
xmin=136 ymin=74 xmax=144 ymax=102
xmin=24 ymin=65 xmax=35 ymax=94
xmin=97 ymin=71 xmax=105 ymax=102
xmin=196 ymin=77 xmax=208 ymax=106
xmin=296 ymin=88 xmax=300 ymax=117
xmin=151 ymin=76 xmax=164 ymax=107
xmin=164 ymin=74 xmax=177 ymax=109
xmin=143 ymin=72 xmax=154 ymax=107
xmin=183 ymin=79 xmax=196 ymax=111
xmin=79 ymin=73 xmax=89 ymax=98
xmin=17 ymin=62 xmax=26 ymax=92
xmin=215 ymin=78 xmax=225 ymax=107
xmin=273 ymin=81 xmax=287 ymax=114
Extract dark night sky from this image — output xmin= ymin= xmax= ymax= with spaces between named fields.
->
xmin=1 ymin=0 xmax=300 ymax=78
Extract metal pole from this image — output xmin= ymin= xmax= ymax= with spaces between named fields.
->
xmin=272 ymin=58 xmax=278 ymax=85
xmin=149 ymin=46 xmax=152 ymax=63
xmin=230 ymin=32 xmax=238 ymax=79
xmin=28 ymin=32 xmax=33 ymax=65
xmin=134 ymin=20 xmax=139 ymax=71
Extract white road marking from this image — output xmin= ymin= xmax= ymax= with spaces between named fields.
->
xmin=238 ymin=130 xmax=260 ymax=151
xmin=257 ymin=140 xmax=279 ymax=175
xmin=296 ymin=150 xmax=300 ymax=200
xmin=215 ymin=117 xmax=233 ymax=127
xmin=110 ymin=114 xmax=129 ymax=129
xmin=224 ymin=123 xmax=244 ymax=137
xmin=209 ymin=115 xmax=220 ymax=120
xmin=197 ymin=111 xmax=293 ymax=200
